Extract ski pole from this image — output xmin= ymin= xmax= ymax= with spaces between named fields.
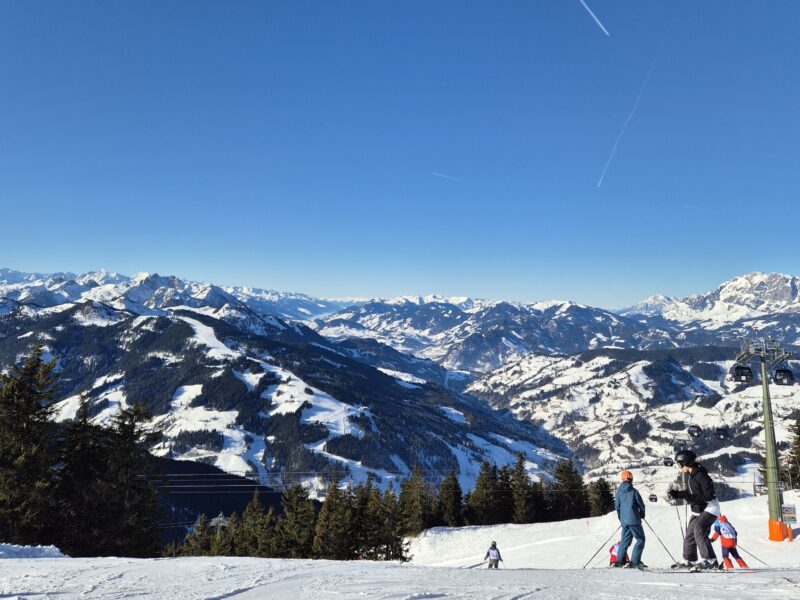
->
xmin=674 ymin=503 xmax=684 ymax=540
xmin=582 ymin=524 xmax=621 ymax=569
xmin=735 ymin=543 xmax=771 ymax=568
xmin=643 ymin=518 xmax=677 ymax=564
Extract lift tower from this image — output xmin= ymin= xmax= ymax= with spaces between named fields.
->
xmin=735 ymin=338 xmax=792 ymax=541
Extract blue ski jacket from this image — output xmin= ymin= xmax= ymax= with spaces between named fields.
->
xmin=614 ymin=481 xmax=645 ymax=525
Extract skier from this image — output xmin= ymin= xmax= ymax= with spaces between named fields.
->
xmin=609 ymin=540 xmax=630 ymax=566
xmin=667 ymin=450 xmax=722 ymax=571
xmin=710 ymin=515 xmax=748 ymax=570
xmin=613 ymin=470 xmax=647 ymax=569
xmin=484 ymin=541 xmax=503 ymax=569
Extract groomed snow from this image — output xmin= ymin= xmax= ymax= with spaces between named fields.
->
xmin=2 ymin=493 xmax=799 ymax=599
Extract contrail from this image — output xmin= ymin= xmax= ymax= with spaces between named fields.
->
xmin=432 ymin=172 xmax=463 ymax=182
xmin=597 ymin=60 xmax=657 ymax=188
xmin=579 ymin=0 xmax=610 ymax=37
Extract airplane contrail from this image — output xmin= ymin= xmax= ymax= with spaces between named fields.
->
xmin=597 ymin=60 xmax=657 ymax=188
xmin=579 ymin=0 xmax=610 ymax=37
xmin=432 ymin=172 xmax=463 ymax=182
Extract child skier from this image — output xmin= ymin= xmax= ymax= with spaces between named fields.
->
xmin=609 ymin=540 xmax=630 ymax=566
xmin=709 ymin=515 xmax=748 ymax=570
xmin=484 ymin=541 xmax=503 ymax=569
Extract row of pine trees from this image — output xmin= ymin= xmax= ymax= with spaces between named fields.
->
xmin=168 ymin=458 xmax=617 ymax=560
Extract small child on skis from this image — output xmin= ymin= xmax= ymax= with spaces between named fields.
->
xmin=609 ymin=541 xmax=630 ymax=566
xmin=484 ymin=541 xmax=503 ymax=569
xmin=709 ymin=515 xmax=748 ymax=570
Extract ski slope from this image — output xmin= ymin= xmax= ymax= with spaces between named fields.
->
xmin=2 ymin=493 xmax=799 ymax=599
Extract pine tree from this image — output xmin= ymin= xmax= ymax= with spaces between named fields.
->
xmin=495 ymin=464 xmax=513 ymax=524
xmin=256 ymin=507 xmax=278 ymax=557
xmin=465 ymin=461 xmax=496 ymax=525
xmin=378 ymin=484 xmax=407 ymax=561
xmin=238 ymin=491 xmax=266 ymax=556
xmin=783 ymin=417 xmax=800 ymax=489
xmin=313 ymin=481 xmax=354 ymax=560
xmin=398 ymin=467 xmax=436 ymax=536
xmin=178 ymin=514 xmax=214 ymax=556
xmin=437 ymin=471 xmax=463 ymax=527
xmin=211 ymin=513 xmax=239 ymax=556
xmin=549 ymin=460 xmax=590 ymax=521
xmin=103 ymin=403 xmax=162 ymax=557
xmin=588 ymin=478 xmax=615 ymax=517
xmin=54 ymin=396 xmax=112 ymax=556
xmin=274 ymin=485 xmax=316 ymax=558
xmin=0 ymin=346 xmax=58 ymax=545
xmin=510 ymin=453 xmax=534 ymax=524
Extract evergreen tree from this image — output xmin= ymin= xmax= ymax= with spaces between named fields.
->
xmin=783 ymin=417 xmax=800 ymax=489
xmin=178 ymin=514 xmax=214 ymax=556
xmin=0 ymin=347 xmax=58 ymax=545
xmin=588 ymin=478 xmax=615 ymax=517
xmin=256 ymin=507 xmax=278 ymax=557
xmin=377 ymin=485 xmax=406 ymax=561
xmin=54 ymin=396 xmax=113 ymax=556
xmin=313 ymin=481 xmax=354 ymax=560
xmin=102 ymin=403 xmax=161 ymax=557
xmin=495 ymin=464 xmax=513 ymax=524
xmin=211 ymin=513 xmax=239 ymax=556
xmin=437 ymin=471 xmax=463 ymax=527
xmin=510 ymin=452 xmax=534 ymax=524
xmin=274 ymin=485 xmax=316 ymax=558
xmin=398 ymin=467 xmax=436 ymax=536
xmin=548 ymin=460 xmax=590 ymax=521
xmin=465 ymin=461 xmax=496 ymax=525
xmin=238 ymin=491 xmax=266 ymax=556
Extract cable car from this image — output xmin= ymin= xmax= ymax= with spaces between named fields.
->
xmin=774 ymin=368 xmax=795 ymax=386
xmin=688 ymin=425 xmax=702 ymax=438
xmin=663 ymin=457 xmax=674 ymax=467
xmin=730 ymin=365 xmax=753 ymax=383
xmin=649 ymin=494 xmax=658 ymax=503
xmin=714 ymin=427 xmax=729 ymax=440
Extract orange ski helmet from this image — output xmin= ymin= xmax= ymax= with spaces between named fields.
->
xmin=620 ymin=470 xmax=633 ymax=482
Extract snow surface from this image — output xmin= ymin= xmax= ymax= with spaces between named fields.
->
xmin=2 ymin=493 xmax=800 ymax=598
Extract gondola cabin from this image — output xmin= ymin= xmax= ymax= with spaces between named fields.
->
xmin=649 ymin=494 xmax=658 ymax=503
xmin=688 ymin=425 xmax=702 ymax=438
xmin=774 ymin=368 xmax=795 ymax=386
xmin=663 ymin=457 xmax=674 ymax=467
xmin=730 ymin=365 xmax=753 ymax=383
xmin=714 ymin=427 xmax=729 ymax=440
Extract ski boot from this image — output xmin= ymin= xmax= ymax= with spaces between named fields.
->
xmin=670 ymin=560 xmax=692 ymax=571
xmin=690 ymin=559 xmax=721 ymax=572
xmin=624 ymin=562 xmax=648 ymax=570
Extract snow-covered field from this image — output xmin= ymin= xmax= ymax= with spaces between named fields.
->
xmin=2 ymin=493 xmax=799 ymax=599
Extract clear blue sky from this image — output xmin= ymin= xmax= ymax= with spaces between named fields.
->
xmin=1 ymin=1 xmax=799 ymax=307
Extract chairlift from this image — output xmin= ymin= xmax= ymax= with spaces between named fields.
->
xmin=648 ymin=494 xmax=658 ymax=503
xmin=662 ymin=457 xmax=674 ymax=467
xmin=687 ymin=425 xmax=703 ymax=438
xmin=730 ymin=365 xmax=753 ymax=383
xmin=714 ymin=427 xmax=729 ymax=441
xmin=774 ymin=368 xmax=795 ymax=386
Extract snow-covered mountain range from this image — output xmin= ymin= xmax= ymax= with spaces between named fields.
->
xmin=4 ymin=266 xmax=800 ymax=493
xmin=467 ymin=346 xmax=800 ymax=493
xmin=0 ymin=269 xmax=563 ymax=496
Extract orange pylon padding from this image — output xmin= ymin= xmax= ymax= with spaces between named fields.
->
xmin=768 ymin=519 xmax=790 ymax=541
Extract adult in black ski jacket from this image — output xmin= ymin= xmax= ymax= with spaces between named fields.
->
xmin=668 ymin=451 xmax=721 ymax=569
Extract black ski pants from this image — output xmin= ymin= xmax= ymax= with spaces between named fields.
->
xmin=683 ymin=511 xmax=717 ymax=561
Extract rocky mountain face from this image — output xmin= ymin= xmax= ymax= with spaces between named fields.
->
xmin=0 ymin=284 xmax=563 ymax=496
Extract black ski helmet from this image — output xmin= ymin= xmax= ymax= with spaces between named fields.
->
xmin=675 ymin=450 xmax=697 ymax=467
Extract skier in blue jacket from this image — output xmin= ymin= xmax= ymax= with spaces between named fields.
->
xmin=613 ymin=470 xmax=647 ymax=569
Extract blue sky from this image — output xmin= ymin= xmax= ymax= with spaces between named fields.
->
xmin=1 ymin=1 xmax=799 ymax=307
